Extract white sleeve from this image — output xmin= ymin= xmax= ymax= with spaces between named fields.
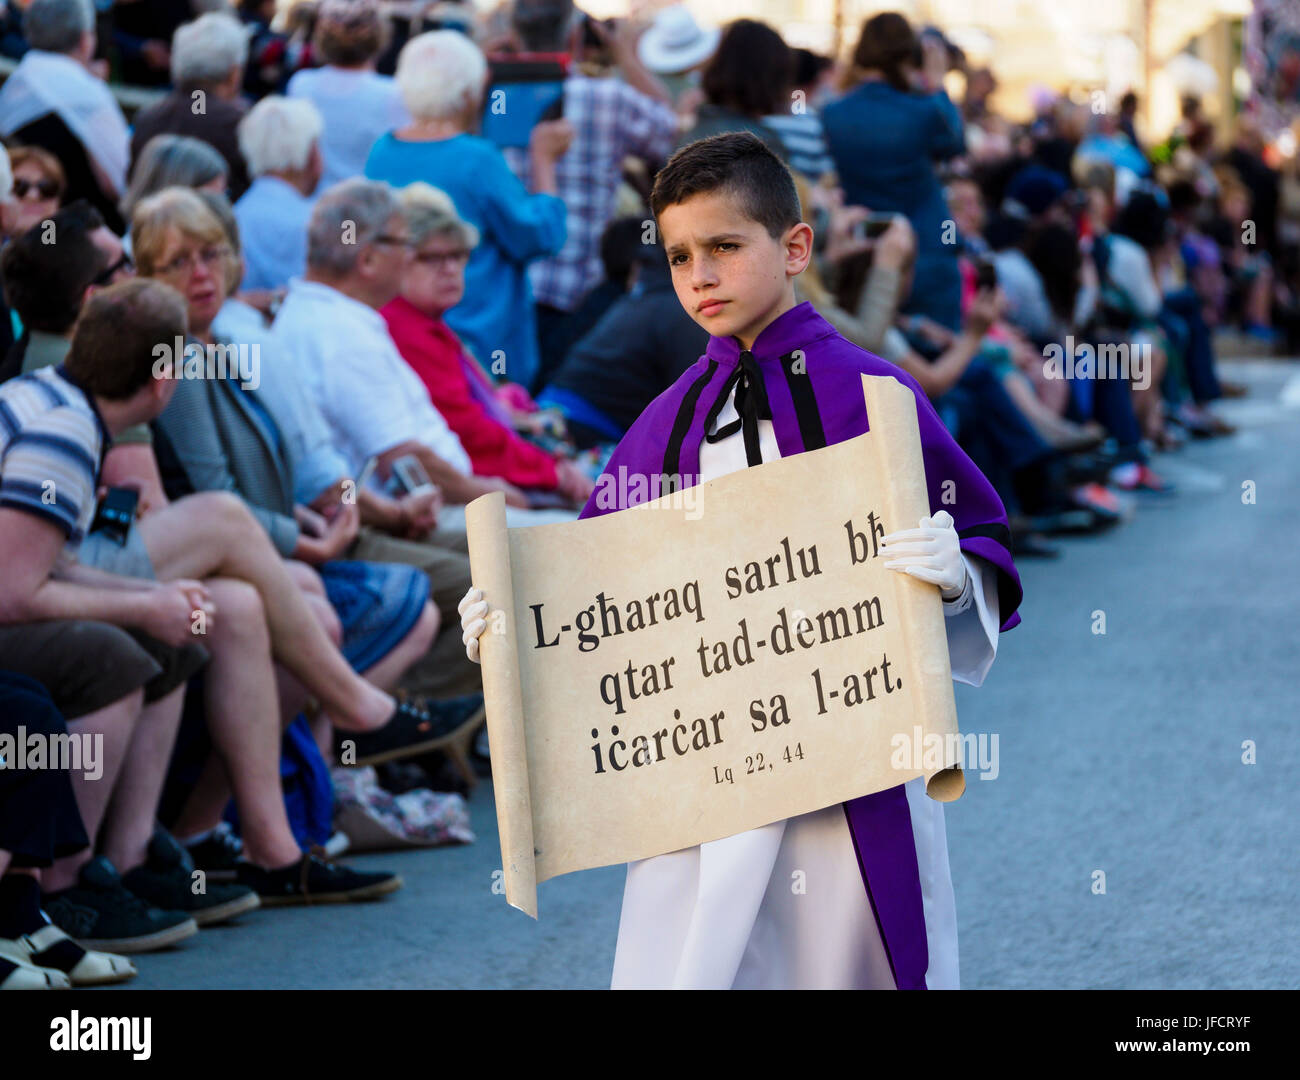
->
xmin=942 ymin=553 xmax=1001 ymax=687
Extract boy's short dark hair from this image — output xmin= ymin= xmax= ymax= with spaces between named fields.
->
xmin=650 ymin=131 xmax=800 ymax=241
xmin=65 ymin=279 xmax=188 ymax=401
xmin=0 ymin=201 xmax=107 ymax=334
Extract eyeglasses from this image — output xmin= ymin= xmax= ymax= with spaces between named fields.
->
xmin=154 ymin=244 xmax=230 ymax=279
xmin=91 ymin=251 xmax=135 ymax=287
xmin=414 ymin=249 xmax=470 ymax=269
xmin=373 ymin=233 xmax=414 ymax=250
xmin=13 ymin=177 xmax=61 ymax=200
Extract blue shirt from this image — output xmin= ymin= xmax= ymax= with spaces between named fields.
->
xmin=364 ymin=132 xmax=566 ymax=390
xmin=823 ymin=82 xmax=965 ymax=329
xmin=235 ymin=176 xmax=314 ymax=292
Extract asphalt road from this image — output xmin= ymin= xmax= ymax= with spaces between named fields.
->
xmin=126 ymin=360 xmax=1300 ymax=990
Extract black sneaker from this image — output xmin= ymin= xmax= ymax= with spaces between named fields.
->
xmin=235 ymin=850 xmax=403 ymax=907
xmin=184 ymin=822 xmax=244 ymax=882
xmin=344 ymin=694 xmax=485 ymax=768
xmin=43 ymin=856 xmax=198 ymax=954
xmin=121 ymin=828 xmax=261 ymax=927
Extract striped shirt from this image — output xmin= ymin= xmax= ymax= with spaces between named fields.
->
xmin=762 ymin=109 xmax=835 ymax=181
xmin=504 ymin=74 xmax=678 ymax=313
xmin=0 ymin=364 xmax=107 ymax=548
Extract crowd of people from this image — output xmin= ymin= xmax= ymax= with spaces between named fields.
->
xmin=0 ymin=0 xmax=1277 ymax=989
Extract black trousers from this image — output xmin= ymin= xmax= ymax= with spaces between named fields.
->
xmin=0 ymin=672 xmax=90 ymax=867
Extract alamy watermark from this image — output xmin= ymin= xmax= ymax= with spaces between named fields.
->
xmin=1042 ymin=336 xmax=1151 ymax=391
xmin=590 ymin=467 xmax=705 ymax=520
xmin=152 ymin=338 xmax=260 ymax=390
xmin=890 ymin=724 xmax=1000 ymax=781
xmin=0 ymin=728 xmax=103 ymax=781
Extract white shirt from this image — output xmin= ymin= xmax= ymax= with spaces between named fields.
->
xmin=611 ymin=379 xmax=1001 ymax=989
xmin=0 ymin=50 xmax=130 ymax=194
xmin=271 ymin=279 xmax=472 ymax=481
xmin=286 ymin=67 xmax=410 ymax=190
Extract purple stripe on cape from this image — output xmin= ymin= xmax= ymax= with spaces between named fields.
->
xmin=579 ymin=301 xmax=1023 ymax=988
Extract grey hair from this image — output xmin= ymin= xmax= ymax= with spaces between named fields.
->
xmin=120 ymin=134 xmax=227 ymax=218
xmin=307 ymin=178 xmax=401 ymax=275
xmin=400 ymin=182 xmax=479 ymax=250
xmin=172 ymin=12 xmax=249 ymax=86
xmin=24 ymin=0 xmax=93 ymax=53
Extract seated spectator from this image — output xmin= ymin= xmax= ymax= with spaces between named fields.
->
xmin=2 ymin=146 xmax=67 ymax=240
xmin=0 ymin=0 xmax=131 ymax=232
xmin=129 ymin=12 xmax=253 ymax=201
xmin=287 ymin=0 xmax=410 ymax=189
xmin=0 ymin=202 xmax=132 ymax=386
xmin=202 ymin=188 xmax=488 ymax=715
xmin=538 ymin=231 xmax=709 ymax=447
xmin=384 ymin=182 xmax=594 ymax=504
xmin=0 ymin=671 xmax=137 ymax=988
xmin=234 ymin=96 xmax=324 ymax=292
xmin=0 ymin=262 xmax=416 ymax=914
xmin=676 ymin=19 xmax=792 ymax=160
xmin=504 ymin=0 xmax=678 ymax=391
xmin=121 ymin=135 xmax=228 ymax=226
xmin=135 ymin=188 xmax=483 ymax=768
xmin=365 ymin=29 xmax=569 ymax=392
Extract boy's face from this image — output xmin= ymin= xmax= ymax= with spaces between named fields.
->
xmin=659 ymin=189 xmax=811 ymax=349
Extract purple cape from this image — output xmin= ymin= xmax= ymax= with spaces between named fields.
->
xmin=578 ymin=301 xmax=1023 ymax=989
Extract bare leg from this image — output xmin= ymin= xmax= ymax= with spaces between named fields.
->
xmin=99 ymin=685 xmax=186 ymax=875
xmin=43 ymin=690 xmax=143 ymax=892
xmin=359 ymin=602 xmax=439 ymax=692
xmin=1002 ymin=370 xmax=1097 ymax=448
xmin=138 ymin=493 xmax=393 ymax=729
xmin=168 ymin=579 xmax=302 ymax=870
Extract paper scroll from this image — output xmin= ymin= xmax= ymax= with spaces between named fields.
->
xmin=467 ymin=374 xmax=964 ymax=917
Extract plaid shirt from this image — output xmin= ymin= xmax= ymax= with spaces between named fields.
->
xmin=505 ymin=74 xmax=677 ymax=313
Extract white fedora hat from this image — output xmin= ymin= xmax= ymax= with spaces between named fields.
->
xmin=637 ymin=5 xmax=721 ymax=75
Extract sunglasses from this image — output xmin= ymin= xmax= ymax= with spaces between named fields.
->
xmin=14 ymin=177 xmax=61 ymax=200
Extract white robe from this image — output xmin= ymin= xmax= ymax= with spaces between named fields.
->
xmin=610 ymin=391 xmax=1002 ymax=990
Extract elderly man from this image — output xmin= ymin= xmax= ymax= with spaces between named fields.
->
xmin=0 ymin=0 xmax=130 ymax=231
xmin=234 ymin=96 xmax=324 ymax=292
xmin=129 ymin=11 xmax=252 ymax=200
xmin=269 ymin=179 xmax=581 ymax=706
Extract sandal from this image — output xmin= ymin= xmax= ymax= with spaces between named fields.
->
xmin=0 ymin=954 xmax=71 ymax=990
xmin=0 ymin=922 xmax=136 ymax=986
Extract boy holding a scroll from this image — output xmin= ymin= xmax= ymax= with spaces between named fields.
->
xmin=461 ymin=132 xmax=1022 ymax=989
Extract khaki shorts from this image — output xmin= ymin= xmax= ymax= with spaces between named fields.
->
xmin=0 ymin=620 xmax=208 ymax=719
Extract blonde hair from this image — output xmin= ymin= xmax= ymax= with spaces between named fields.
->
xmin=132 ymin=186 xmax=231 ymax=280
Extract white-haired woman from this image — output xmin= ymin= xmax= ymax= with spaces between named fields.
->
xmin=234 ymin=96 xmax=324 ymax=291
xmin=364 ymin=29 xmax=571 ymax=394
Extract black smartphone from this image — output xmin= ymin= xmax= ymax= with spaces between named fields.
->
xmin=91 ymin=486 xmax=139 ymax=546
xmin=974 ymin=258 xmax=998 ymax=291
xmin=852 ymin=212 xmax=896 ymax=242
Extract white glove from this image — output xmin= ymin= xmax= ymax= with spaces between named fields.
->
xmin=458 ymin=586 xmax=488 ymax=664
xmin=879 ymin=510 xmax=969 ymax=600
